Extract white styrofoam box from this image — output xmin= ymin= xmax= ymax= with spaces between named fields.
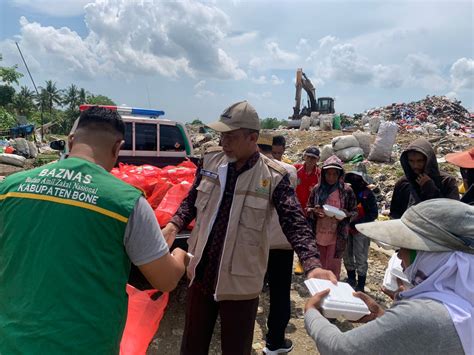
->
xmin=323 ymin=204 xmax=346 ymax=220
xmin=383 ymin=254 xmax=411 ymax=292
xmin=304 ymin=279 xmax=370 ymax=321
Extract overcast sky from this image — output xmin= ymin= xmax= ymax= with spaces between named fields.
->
xmin=0 ymin=0 xmax=472 ymax=123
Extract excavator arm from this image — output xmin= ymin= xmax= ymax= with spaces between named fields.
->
xmin=291 ymin=68 xmax=317 ymax=119
xmin=301 ymin=72 xmax=317 ymax=112
xmin=292 ymin=68 xmax=303 ymax=118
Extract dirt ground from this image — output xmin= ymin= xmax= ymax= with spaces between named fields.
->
xmin=147 ymin=246 xmax=393 ymax=355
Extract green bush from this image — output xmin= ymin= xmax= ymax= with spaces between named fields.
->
xmin=260 ymin=117 xmax=287 ymax=129
xmin=0 ymin=107 xmax=17 ymax=130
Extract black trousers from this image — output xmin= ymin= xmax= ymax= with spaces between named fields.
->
xmin=266 ymin=249 xmax=294 ymax=345
xmin=180 ymin=283 xmax=259 ymax=355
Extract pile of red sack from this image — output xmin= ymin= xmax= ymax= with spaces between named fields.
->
xmin=111 ymin=160 xmax=197 ymax=228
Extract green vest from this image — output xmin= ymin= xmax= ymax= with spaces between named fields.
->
xmin=0 ymin=157 xmax=142 ymax=354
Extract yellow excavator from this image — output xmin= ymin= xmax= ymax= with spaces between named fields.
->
xmin=290 ymin=68 xmax=335 ymax=121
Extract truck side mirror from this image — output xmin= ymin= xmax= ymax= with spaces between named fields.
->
xmin=50 ymin=140 xmax=66 ymax=151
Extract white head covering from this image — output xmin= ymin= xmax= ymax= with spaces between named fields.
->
xmin=399 ymin=251 xmax=474 ymax=354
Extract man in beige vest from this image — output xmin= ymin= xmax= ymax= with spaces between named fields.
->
xmin=163 ymin=101 xmax=335 ymax=355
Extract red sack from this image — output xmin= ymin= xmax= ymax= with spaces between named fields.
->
xmin=4 ymin=146 xmax=14 ymax=154
xmin=162 ymin=160 xmax=197 ymax=184
xmin=121 ymin=174 xmax=149 ymax=196
xmin=133 ymin=164 xmax=162 ymax=177
xmin=177 ymin=159 xmax=197 ymax=170
xmin=112 ymin=167 xmax=160 ymax=198
xmin=147 ymin=179 xmax=173 ymax=210
xmin=120 ymin=285 xmax=169 ymax=355
xmin=154 ymin=181 xmax=192 ymax=227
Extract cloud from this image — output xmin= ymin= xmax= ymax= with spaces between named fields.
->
xmin=307 ymin=35 xmax=465 ymax=92
xmin=265 ymin=41 xmax=298 ymax=63
xmin=325 ymin=43 xmax=374 ymax=84
xmin=270 ymin=74 xmax=284 ymax=85
xmin=450 ymin=57 xmax=474 ymax=91
xmin=296 ymin=38 xmax=310 ymax=52
xmin=227 ymin=31 xmax=258 ymax=45
xmin=9 ymin=16 xmax=107 ymax=79
xmin=250 ymin=74 xmax=283 ymax=85
xmin=252 ymin=75 xmax=267 ymax=84
xmin=249 ymin=40 xmax=299 ymax=69
xmin=193 ymin=80 xmax=215 ymax=98
xmin=372 ymin=64 xmax=404 ymax=88
xmin=11 ymin=0 xmax=91 ymax=17
xmin=194 ymin=80 xmax=206 ymax=90
xmin=405 ymin=53 xmax=439 ymax=76
xmin=318 ymin=35 xmax=338 ymax=49
xmin=2 ymin=0 xmax=247 ymax=81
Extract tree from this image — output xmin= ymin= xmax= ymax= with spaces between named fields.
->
xmin=61 ymin=84 xmax=81 ymax=133
xmin=86 ymin=94 xmax=116 ymax=106
xmin=189 ymin=119 xmax=203 ymax=125
xmin=63 ymin=84 xmax=79 ymax=111
xmin=78 ymin=88 xmax=88 ymax=105
xmin=13 ymin=86 xmax=35 ymax=116
xmin=0 ymin=107 xmax=17 ymax=131
xmin=0 ymin=85 xmax=15 ymax=107
xmin=0 ymin=54 xmax=23 ymax=108
xmin=38 ymin=80 xmax=62 ymax=121
xmin=0 ymin=54 xmax=23 ymax=86
xmin=260 ymin=117 xmax=287 ymax=129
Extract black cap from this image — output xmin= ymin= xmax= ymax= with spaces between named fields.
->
xmin=304 ymin=146 xmax=320 ymax=158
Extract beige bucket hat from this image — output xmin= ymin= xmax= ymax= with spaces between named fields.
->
xmin=356 ymin=199 xmax=474 ymax=253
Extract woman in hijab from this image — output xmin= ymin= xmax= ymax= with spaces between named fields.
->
xmin=306 ymin=155 xmax=358 ymax=280
xmin=305 ymin=198 xmax=473 ymax=355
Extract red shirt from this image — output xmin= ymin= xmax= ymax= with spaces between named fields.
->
xmin=294 ymin=163 xmax=321 ymax=212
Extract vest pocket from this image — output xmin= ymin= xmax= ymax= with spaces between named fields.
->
xmin=195 ymin=178 xmax=215 ymax=211
xmin=239 ymin=196 xmax=268 ymax=232
xmin=231 ymin=241 xmax=265 ymax=277
xmin=231 ymin=196 xmax=268 ymax=277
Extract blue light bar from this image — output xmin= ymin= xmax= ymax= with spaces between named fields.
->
xmin=131 ymin=108 xmax=165 ymax=117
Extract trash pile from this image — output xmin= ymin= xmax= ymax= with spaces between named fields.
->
xmin=357 ymin=95 xmax=472 ymax=135
xmin=0 ymin=138 xmax=39 ymax=167
xmin=111 ymin=161 xmax=197 ymax=228
xmin=185 ymin=124 xmax=219 ymax=153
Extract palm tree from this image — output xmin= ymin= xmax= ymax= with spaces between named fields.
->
xmin=62 ymin=84 xmax=81 ymax=133
xmin=63 ymin=84 xmax=79 ymax=111
xmin=78 ymin=88 xmax=89 ymax=105
xmin=13 ymin=86 xmax=35 ymax=116
xmin=39 ymin=80 xmax=62 ymax=121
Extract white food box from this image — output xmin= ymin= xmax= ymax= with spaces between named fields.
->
xmin=304 ymin=279 xmax=370 ymax=321
xmin=383 ymin=254 xmax=411 ymax=292
xmin=322 ymin=204 xmax=346 ymax=220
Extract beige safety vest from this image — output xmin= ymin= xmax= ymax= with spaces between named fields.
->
xmin=268 ymin=160 xmax=297 ymax=250
xmin=187 ymin=147 xmax=286 ymax=301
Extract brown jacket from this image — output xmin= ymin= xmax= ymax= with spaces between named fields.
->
xmin=400 ymin=138 xmax=459 ymax=206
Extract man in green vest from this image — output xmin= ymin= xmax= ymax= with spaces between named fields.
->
xmin=0 ymin=106 xmax=188 ymax=354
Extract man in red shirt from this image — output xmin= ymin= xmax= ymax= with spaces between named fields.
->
xmin=294 ymin=146 xmax=321 ymax=274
